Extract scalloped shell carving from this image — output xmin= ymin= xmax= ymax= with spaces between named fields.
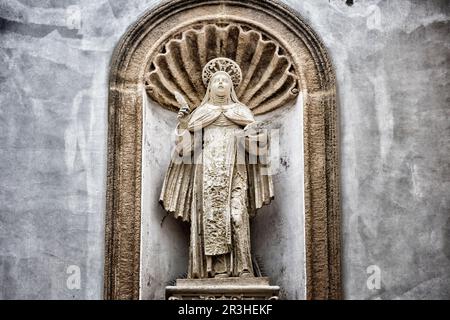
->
xmin=144 ymin=23 xmax=299 ymax=115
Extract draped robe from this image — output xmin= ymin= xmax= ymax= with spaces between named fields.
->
xmin=159 ymin=102 xmax=274 ymax=278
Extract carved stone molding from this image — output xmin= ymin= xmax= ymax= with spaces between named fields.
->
xmin=105 ymin=0 xmax=341 ymax=300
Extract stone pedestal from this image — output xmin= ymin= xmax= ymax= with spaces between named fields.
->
xmin=166 ymin=277 xmax=280 ymax=300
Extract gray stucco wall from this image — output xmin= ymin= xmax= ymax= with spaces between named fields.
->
xmin=0 ymin=0 xmax=448 ymax=299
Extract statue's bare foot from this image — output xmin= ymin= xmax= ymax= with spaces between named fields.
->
xmin=239 ymin=271 xmax=253 ymax=278
xmin=214 ymin=272 xmax=229 ymax=279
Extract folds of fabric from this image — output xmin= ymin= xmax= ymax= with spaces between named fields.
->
xmin=159 ymin=102 xmax=274 ymax=278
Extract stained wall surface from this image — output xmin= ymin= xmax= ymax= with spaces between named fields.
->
xmin=251 ymin=96 xmax=306 ymax=300
xmin=140 ymin=95 xmax=190 ymax=300
xmin=0 ymin=0 xmax=448 ymax=299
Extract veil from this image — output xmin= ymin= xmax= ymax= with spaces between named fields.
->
xmin=197 ymin=71 xmax=241 ymax=109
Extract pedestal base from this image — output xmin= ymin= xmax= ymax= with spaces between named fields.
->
xmin=166 ymin=277 xmax=280 ymax=300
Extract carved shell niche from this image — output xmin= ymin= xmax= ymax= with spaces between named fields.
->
xmin=144 ymin=23 xmax=299 ymax=115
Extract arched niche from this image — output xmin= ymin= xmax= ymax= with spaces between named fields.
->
xmin=104 ymin=0 xmax=341 ymax=300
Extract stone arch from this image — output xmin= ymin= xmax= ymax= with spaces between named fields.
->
xmin=104 ymin=0 xmax=341 ymax=300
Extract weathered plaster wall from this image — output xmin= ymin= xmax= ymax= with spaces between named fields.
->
xmin=285 ymin=0 xmax=450 ymax=299
xmin=0 ymin=0 xmax=448 ymax=299
xmin=140 ymin=95 xmax=190 ymax=300
xmin=0 ymin=0 xmax=162 ymax=299
xmin=251 ymin=96 xmax=306 ymax=300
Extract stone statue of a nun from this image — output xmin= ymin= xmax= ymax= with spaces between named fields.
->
xmin=160 ymin=57 xmax=274 ymax=279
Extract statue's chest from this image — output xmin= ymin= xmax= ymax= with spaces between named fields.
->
xmin=203 ymin=124 xmax=237 ymax=166
xmin=203 ymin=113 xmax=240 ymax=154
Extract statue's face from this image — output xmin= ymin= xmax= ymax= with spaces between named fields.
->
xmin=210 ymin=72 xmax=232 ymax=98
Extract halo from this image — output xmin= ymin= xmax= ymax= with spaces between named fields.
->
xmin=202 ymin=57 xmax=242 ymax=88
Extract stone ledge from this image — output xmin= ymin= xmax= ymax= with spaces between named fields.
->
xmin=166 ymin=277 xmax=280 ymax=300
